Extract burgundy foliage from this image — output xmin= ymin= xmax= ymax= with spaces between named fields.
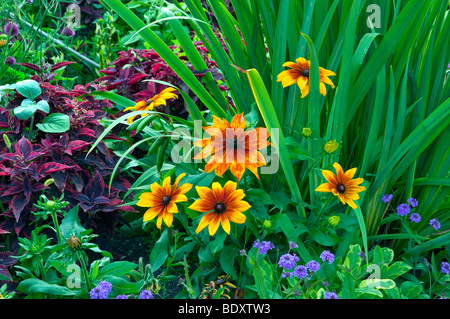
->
xmin=0 ymin=62 xmax=136 ymax=243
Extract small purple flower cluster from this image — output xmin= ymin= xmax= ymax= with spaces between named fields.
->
xmin=253 ymin=239 xmax=275 ymax=255
xmin=320 ymin=250 xmax=335 ymax=264
xmin=441 ymin=261 xmax=450 ymax=275
xmin=4 ymin=21 xmax=19 ymax=37
xmin=430 ymin=218 xmax=441 ymax=230
xmin=139 ymin=289 xmax=154 ymax=299
xmin=324 ymin=292 xmax=339 ymax=299
xmin=90 ymin=281 xmax=113 ymax=299
xmin=278 ymin=250 xmax=334 ymax=280
xmin=386 ymin=195 xmax=429 ymax=226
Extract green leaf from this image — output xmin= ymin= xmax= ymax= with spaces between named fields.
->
xmin=15 ymin=79 xmax=41 ymax=100
xmin=219 ymin=246 xmax=238 ymax=279
xmin=97 ymin=261 xmax=138 ymax=278
xmin=149 ymin=229 xmax=170 ymax=271
xmin=59 ymin=205 xmax=85 ymax=239
xmin=355 ymin=286 xmax=383 ymax=298
xmin=14 ymin=99 xmax=37 ymax=120
xmin=17 ymin=278 xmax=77 ymax=296
xmin=383 ymin=261 xmax=412 ymax=280
xmin=36 ymin=113 xmax=71 ymax=133
xmin=36 ymin=100 xmax=50 ymax=114
xmin=400 ymin=281 xmax=422 ymax=299
xmin=359 ymin=278 xmax=396 ymax=290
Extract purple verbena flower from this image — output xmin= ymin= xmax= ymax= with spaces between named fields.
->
xmin=410 ymin=213 xmax=421 ymax=223
xmin=115 ymin=295 xmax=128 ymax=299
xmin=293 ymin=265 xmax=308 ymax=279
xmin=281 ymin=271 xmax=293 ymax=278
xmin=323 ymin=281 xmax=329 ymax=287
xmin=407 ymin=197 xmax=419 ymax=207
xmin=278 ymin=253 xmax=299 ymax=270
xmin=139 ymin=289 xmax=154 ymax=299
xmin=381 ymin=194 xmax=393 ymax=203
xmin=253 ymin=240 xmax=275 ymax=255
xmin=358 ymin=251 xmax=366 ymax=259
xmin=396 ymin=203 xmax=410 ymax=216
xmin=4 ymin=21 xmax=19 ymax=37
xmin=306 ymin=260 xmax=320 ymax=272
xmin=324 ymin=292 xmax=339 ymax=299
xmin=320 ymin=250 xmax=335 ymax=264
xmin=4 ymin=56 xmax=16 ymax=66
xmin=89 ymin=286 xmax=109 ymax=299
xmin=289 ymin=241 xmax=298 ymax=249
xmin=430 ymin=218 xmax=441 ymax=230
xmin=441 ymin=262 xmax=450 ymax=275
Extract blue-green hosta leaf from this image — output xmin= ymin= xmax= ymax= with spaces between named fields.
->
xmin=36 ymin=100 xmax=50 ymax=114
xmin=15 ymin=79 xmax=41 ymax=100
xmin=14 ymin=99 xmax=37 ymax=120
xmin=36 ymin=113 xmax=71 ymax=133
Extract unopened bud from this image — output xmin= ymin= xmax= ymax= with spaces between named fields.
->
xmin=44 ymin=179 xmax=54 ymax=187
xmin=2 ymin=134 xmax=11 ymax=150
xmin=67 ymin=235 xmax=81 ymax=249
xmin=324 ymin=140 xmax=339 ymax=154
xmin=302 ymin=127 xmax=312 ymax=137
xmin=328 ymin=215 xmax=340 ymax=227
xmin=263 ymin=220 xmax=272 ymax=229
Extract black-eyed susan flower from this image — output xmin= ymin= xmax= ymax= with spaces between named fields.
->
xmin=137 ymin=173 xmax=192 ymax=229
xmin=123 ymin=87 xmax=178 ymax=124
xmin=189 ymin=181 xmax=250 ymax=236
xmin=193 ymin=113 xmax=270 ymax=181
xmin=315 ymin=163 xmax=366 ymax=209
xmin=277 ymin=57 xmax=336 ymax=98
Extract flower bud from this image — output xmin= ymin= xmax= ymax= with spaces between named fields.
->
xmin=67 ymin=235 xmax=81 ymax=249
xmin=324 ymin=140 xmax=339 ymax=154
xmin=263 ymin=220 xmax=272 ymax=229
xmin=44 ymin=178 xmax=55 ymax=187
xmin=328 ymin=215 xmax=340 ymax=227
xmin=302 ymin=127 xmax=312 ymax=137
xmin=2 ymin=134 xmax=11 ymax=150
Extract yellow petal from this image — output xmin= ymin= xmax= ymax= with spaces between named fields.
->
xmin=321 ymin=169 xmax=338 ymax=185
xmin=208 ymin=215 xmax=221 ymax=236
xmin=143 ymin=206 xmax=162 ymax=222
xmin=221 ymin=214 xmax=231 ymax=234
xmin=195 ymin=212 xmax=215 ymax=234
xmin=315 ymin=183 xmax=333 ymax=192
xmin=189 ymin=198 xmax=214 ymax=213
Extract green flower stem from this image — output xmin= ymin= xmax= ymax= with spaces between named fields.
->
xmin=284 ymin=278 xmax=304 ymax=299
xmin=311 ymin=195 xmax=335 ymax=227
xmin=50 ymin=211 xmax=62 ymax=244
xmin=177 ymin=213 xmax=207 ymax=249
xmin=76 ymin=250 xmax=91 ymax=292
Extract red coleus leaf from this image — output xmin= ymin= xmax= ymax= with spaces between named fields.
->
xmin=50 ymin=61 xmax=76 ymax=72
xmin=17 ymin=62 xmax=41 ymax=73
xmin=127 ymin=73 xmax=149 ymax=85
xmin=0 ymin=265 xmax=12 ymax=281
xmin=85 ymin=171 xmax=105 ymax=200
xmin=9 ymin=195 xmax=28 ymax=222
xmin=0 ymin=252 xmax=18 ymax=267
xmin=38 ymin=162 xmax=74 ymax=175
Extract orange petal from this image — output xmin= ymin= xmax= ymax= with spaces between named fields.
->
xmin=315 ymin=183 xmax=333 ymax=192
xmin=343 ymin=167 xmax=357 ymax=184
xmin=332 ymin=163 xmax=344 ymax=182
xmin=195 ymin=212 xmax=215 ymax=234
xmin=143 ymin=206 xmax=162 ymax=222
xmin=221 ymin=214 xmax=231 ymax=234
xmin=321 ymin=169 xmax=338 ymax=185
xmin=189 ymin=198 xmax=214 ymax=213
xmin=225 ymin=209 xmax=246 ymax=224
xmin=208 ymin=215 xmax=221 ymax=236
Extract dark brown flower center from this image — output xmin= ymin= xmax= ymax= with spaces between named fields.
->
xmin=302 ymin=69 xmax=310 ymax=78
xmin=233 ymin=137 xmax=239 ymax=149
xmin=336 ymin=184 xmax=346 ymax=194
xmin=162 ymin=195 xmax=171 ymax=206
xmin=214 ymin=202 xmax=226 ymax=214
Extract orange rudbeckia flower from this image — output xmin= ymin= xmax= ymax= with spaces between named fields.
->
xmin=193 ymin=113 xmax=270 ymax=181
xmin=277 ymin=57 xmax=336 ymax=98
xmin=189 ymin=181 xmax=250 ymax=236
xmin=123 ymin=87 xmax=178 ymax=124
xmin=137 ymin=173 xmax=192 ymax=229
xmin=315 ymin=163 xmax=366 ymax=209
